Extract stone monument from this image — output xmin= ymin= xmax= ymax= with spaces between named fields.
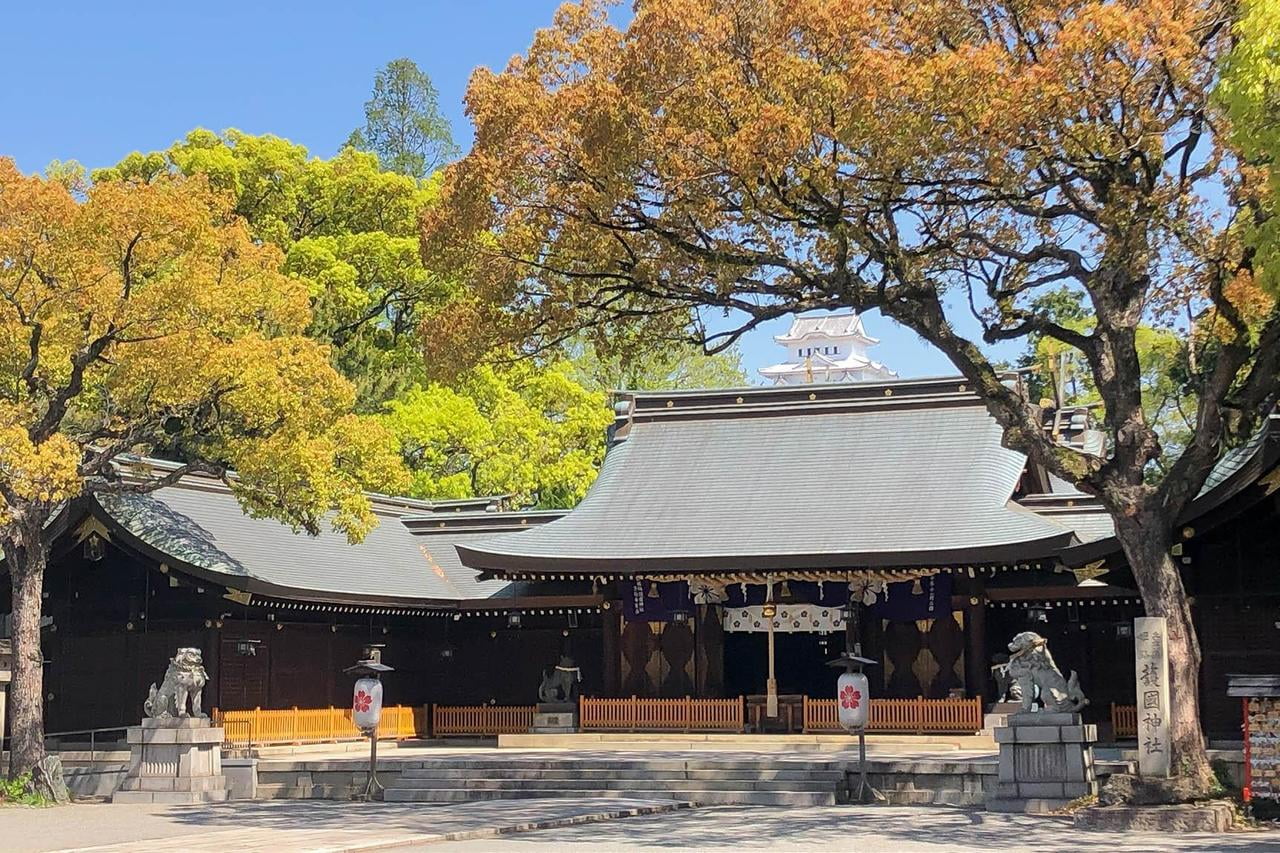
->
xmin=988 ymin=631 xmax=1097 ymax=814
xmin=0 ymin=639 xmax=11 ymax=771
xmin=1134 ymin=616 xmax=1171 ymax=778
xmin=113 ymin=647 xmax=228 ymax=803
xmin=531 ymin=654 xmax=581 ymax=733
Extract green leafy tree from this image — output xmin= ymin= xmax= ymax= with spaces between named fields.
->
xmin=347 ymin=58 xmax=460 ymax=178
xmin=0 ymin=160 xmax=406 ymax=777
xmin=95 ymin=130 xmax=449 ymax=410
xmin=383 ymin=362 xmax=612 ymax=508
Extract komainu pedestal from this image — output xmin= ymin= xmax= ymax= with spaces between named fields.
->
xmin=112 ymin=717 xmax=228 ymax=803
xmin=987 ymin=711 xmax=1097 ymax=814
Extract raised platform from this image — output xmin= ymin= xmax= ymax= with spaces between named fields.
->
xmin=498 ymin=732 xmax=996 ymax=751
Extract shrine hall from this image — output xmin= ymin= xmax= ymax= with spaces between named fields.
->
xmin=4 ymin=375 xmax=1278 ymax=741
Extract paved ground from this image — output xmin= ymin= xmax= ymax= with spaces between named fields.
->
xmin=423 ymin=805 xmax=1280 ymax=852
xmin=0 ymin=798 xmax=686 ymax=852
xmin=2 ymin=799 xmax=1278 ymax=852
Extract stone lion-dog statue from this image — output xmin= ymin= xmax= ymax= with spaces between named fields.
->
xmin=144 ymin=647 xmax=209 ymax=719
xmin=1005 ymin=631 xmax=1088 ymax=713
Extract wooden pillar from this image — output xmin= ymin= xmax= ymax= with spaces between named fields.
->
xmin=964 ymin=586 xmax=989 ymax=703
xmin=695 ymin=604 xmax=724 ymax=698
xmin=602 ymin=600 xmax=621 ymax=697
xmin=204 ymin=624 xmax=221 ymax=712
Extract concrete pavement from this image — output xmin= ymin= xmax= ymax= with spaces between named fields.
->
xmin=0 ymin=798 xmax=687 ymax=853
xmin=423 ymin=804 xmax=1280 ymax=852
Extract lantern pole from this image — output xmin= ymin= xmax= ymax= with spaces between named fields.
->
xmin=829 ymin=638 xmax=883 ymax=804
xmin=345 ymin=644 xmax=393 ymax=801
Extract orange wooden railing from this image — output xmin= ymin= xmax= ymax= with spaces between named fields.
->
xmin=1111 ymin=703 xmax=1138 ymax=738
xmin=432 ymin=705 xmax=535 ymax=736
xmin=579 ymin=696 xmax=745 ymax=731
xmin=212 ymin=705 xmax=421 ymax=749
xmin=803 ymin=696 xmax=984 ymax=734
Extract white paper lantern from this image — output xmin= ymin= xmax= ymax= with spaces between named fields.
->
xmin=352 ymin=677 xmax=383 ymax=730
xmin=837 ymin=671 xmax=869 ymax=730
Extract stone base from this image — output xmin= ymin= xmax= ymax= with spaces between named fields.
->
xmin=112 ymin=719 xmax=227 ymax=804
xmin=1074 ymin=801 xmax=1235 ymax=832
xmin=983 ymin=702 xmax=1026 ymax=731
xmin=986 ymin=797 xmax=1074 ymax=814
xmin=531 ymin=711 xmax=579 ymax=733
xmin=988 ymin=712 xmax=1097 ymax=814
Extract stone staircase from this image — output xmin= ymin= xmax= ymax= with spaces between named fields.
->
xmin=383 ymin=757 xmax=846 ymax=806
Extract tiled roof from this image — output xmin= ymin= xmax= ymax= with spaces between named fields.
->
xmin=773 ymin=312 xmax=874 ymax=343
xmin=93 ymin=482 xmax=562 ymax=607
xmin=459 ymin=378 xmax=1077 ymax=574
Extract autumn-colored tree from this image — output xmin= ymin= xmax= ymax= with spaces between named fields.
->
xmin=0 ymin=160 xmax=406 ymax=778
xmin=567 ymin=339 xmax=748 ymax=392
xmin=422 ymin=0 xmax=1280 ymax=789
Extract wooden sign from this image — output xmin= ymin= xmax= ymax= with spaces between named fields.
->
xmin=1134 ymin=616 xmax=1171 ymax=778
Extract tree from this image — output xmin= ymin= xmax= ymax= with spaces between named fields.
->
xmin=95 ymin=130 xmax=450 ymax=410
xmin=421 ymin=0 xmax=1280 ymax=789
xmin=347 ymin=59 xmax=461 ymax=178
xmin=1019 ymin=288 xmax=1195 ymax=477
xmin=0 ymin=160 xmax=406 ymax=777
xmin=383 ymin=361 xmax=612 ymax=508
xmin=569 ymin=339 xmax=748 ymax=391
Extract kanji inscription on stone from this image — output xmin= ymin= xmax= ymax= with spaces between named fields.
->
xmin=1134 ymin=616 xmax=1171 ymax=778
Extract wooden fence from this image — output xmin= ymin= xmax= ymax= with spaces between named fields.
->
xmin=1111 ymin=703 xmax=1138 ymax=738
xmin=802 ymin=696 xmax=984 ymax=734
xmin=212 ymin=705 xmax=421 ymax=749
xmin=579 ymin=696 xmax=745 ymax=731
xmin=432 ymin=705 xmax=536 ymax=736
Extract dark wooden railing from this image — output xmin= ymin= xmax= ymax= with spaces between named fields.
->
xmin=803 ymin=696 xmax=984 ymax=733
xmin=1111 ymin=703 xmax=1138 ymax=738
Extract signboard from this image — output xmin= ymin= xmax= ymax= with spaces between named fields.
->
xmin=1134 ymin=616 xmax=1171 ymax=778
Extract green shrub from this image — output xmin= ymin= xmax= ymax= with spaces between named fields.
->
xmin=0 ymin=774 xmax=48 ymax=807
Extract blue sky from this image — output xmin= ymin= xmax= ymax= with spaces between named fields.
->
xmin=1 ymin=0 xmax=1010 ymax=382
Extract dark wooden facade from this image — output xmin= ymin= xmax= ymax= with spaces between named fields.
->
xmin=8 ymin=535 xmax=602 ymax=734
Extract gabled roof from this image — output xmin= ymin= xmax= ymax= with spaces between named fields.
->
xmin=773 ymin=312 xmax=877 ymax=345
xmin=86 ymin=470 xmax=566 ymax=610
xmin=458 ymin=378 xmax=1079 ymax=575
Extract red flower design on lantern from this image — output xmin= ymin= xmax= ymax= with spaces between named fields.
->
xmin=840 ymin=684 xmax=862 ymax=711
xmin=353 ymin=689 xmax=373 ymax=713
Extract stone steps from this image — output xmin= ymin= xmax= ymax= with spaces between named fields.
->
xmin=398 ymin=767 xmax=846 ymax=782
xmin=391 ymin=759 xmax=847 ymax=772
xmin=382 ymin=758 xmax=845 ymax=807
xmin=383 ymin=788 xmax=838 ymax=807
xmin=392 ymin=778 xmax=839 ymax=792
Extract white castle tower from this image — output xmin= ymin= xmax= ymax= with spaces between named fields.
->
xmin=759 ymin=312 xmax=897 ymax=385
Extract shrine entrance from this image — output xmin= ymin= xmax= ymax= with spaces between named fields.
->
xmin=724 ymin=631 xmax=840 ymax=700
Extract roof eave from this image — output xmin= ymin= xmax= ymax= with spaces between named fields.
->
xmin=456 ymin=531 xmax=1074 ymax=577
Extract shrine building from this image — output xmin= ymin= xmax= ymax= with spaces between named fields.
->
xmin=2 ymin=377 xmax=1278 ymax=742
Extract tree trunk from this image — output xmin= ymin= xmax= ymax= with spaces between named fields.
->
xmin=1112 ymin=512 xmax=1214 ymax=792
xmin=2 ymin=526 xmax=47 ymax=780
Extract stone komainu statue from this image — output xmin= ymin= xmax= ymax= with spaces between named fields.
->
xmin=1005 ymin=631 xmax=1088 ymax=713
xmin=538 ymin=655 xmax=581 ymax=703
xmin=145 ymin=647 xmax=209 ymax=719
